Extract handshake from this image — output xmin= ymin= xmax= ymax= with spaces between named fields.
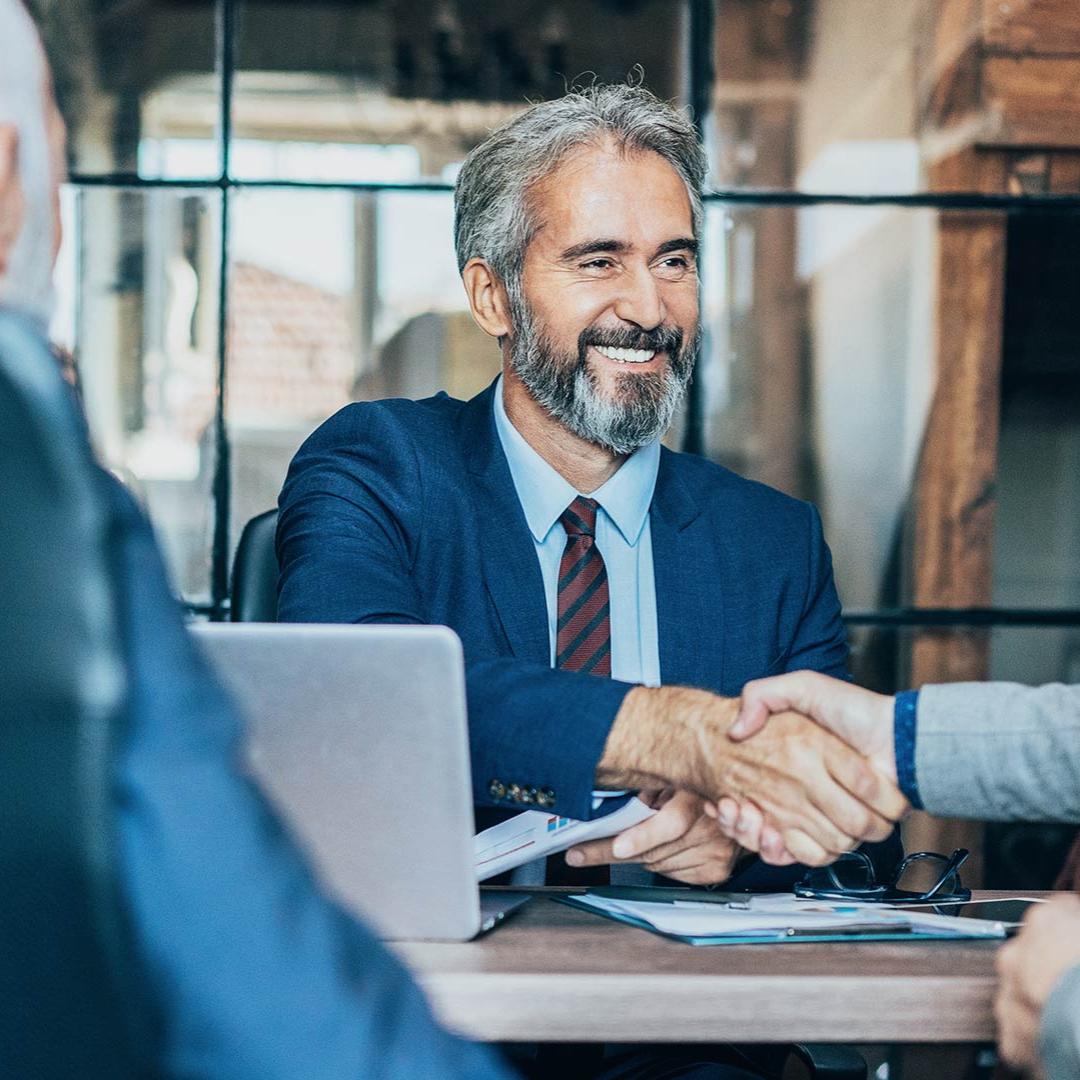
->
xmin=568 ymin=673 xmax=905 ymax=882
xmin=711 ymin=672 xmax=903 ymax=867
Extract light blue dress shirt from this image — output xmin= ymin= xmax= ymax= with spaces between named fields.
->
xmin=494 ymin=379 xmax=661 ymax=885
xmin=493 ymin=376 xmax=662 ymax=688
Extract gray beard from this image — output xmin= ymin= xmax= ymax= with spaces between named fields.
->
xmin=507 ymin=297 xmax=698 ymax=457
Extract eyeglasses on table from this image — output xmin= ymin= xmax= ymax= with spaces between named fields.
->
xmin=795 ymin=848 xmax=971 ymax=904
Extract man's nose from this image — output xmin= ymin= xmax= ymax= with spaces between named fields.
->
xmin=612 ymin=264 xmax=665 ymax=331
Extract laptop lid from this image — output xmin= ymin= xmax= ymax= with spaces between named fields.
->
xmin=191 ymin=623 xmax=481 ymax=941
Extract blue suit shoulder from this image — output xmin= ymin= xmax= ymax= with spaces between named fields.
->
xmin=298 ymin=390 xmax=468 ymax=457
xmin=660 ymin=446 xmax=819 ymax=533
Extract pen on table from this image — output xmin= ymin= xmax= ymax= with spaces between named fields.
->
xmin=784 ymin=924 xmax=914 ymax=937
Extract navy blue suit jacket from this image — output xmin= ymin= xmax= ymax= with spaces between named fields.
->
xmin=277 ymin=382 xmax=864 ymax=850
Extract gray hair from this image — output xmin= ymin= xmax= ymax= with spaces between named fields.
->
xmin=0 ymin=0 xmax=56 ymax=329
xmin=453 ymin=84 xmax=705 ymax=302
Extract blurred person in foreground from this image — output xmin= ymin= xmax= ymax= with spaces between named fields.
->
xmin=0 ymin=2 xmax=517 ymax=1076
xmin=713 ymin=670 xmax=1080 ymax=1079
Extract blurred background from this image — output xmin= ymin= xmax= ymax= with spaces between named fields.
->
xmin=28 ymin=0 xmax=1080 ymax=887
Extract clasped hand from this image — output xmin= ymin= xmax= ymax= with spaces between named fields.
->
xmin=563 ymin=788 xmax=746 ymax=886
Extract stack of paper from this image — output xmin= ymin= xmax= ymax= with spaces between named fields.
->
xmin=475 ymin=797 xmax=655 ymax=881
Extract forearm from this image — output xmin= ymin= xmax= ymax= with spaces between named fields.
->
xmin=596 ymin=685 xmax=739 ymax=798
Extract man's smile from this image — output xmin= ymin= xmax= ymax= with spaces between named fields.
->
xmin=591 ymin=344 xmax=661 ymax=365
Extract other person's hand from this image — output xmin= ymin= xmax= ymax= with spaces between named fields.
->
xmin=564 ymin=789 xmax=746 ymax=885
xmin=995 ymin=895 xmax=1080 ymax=1077
xmin=729 ymin=672 xmax=897 ymax=775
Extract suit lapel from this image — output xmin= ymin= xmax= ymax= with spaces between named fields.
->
xmin=460 ymin=384 xmax=550 ymax=665
xmin=652 ymin=449 xmax=725 ymax=692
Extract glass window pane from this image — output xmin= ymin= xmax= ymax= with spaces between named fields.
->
xmin=994 ymin=214 xmax=1080 ymax=612
xmin=59 ymin=188 xmax=222 ymax=602
xmin=226 ymin=187 xmax=500 ymax=552
xmin=710 ymin=0 xmax=1080 ymax=195
xmin=232 ymin=0 xmax=688 ymax=182
xmin=34 ymin=1 xmax=220 ymax=178
xmin=699 ymin=203 xmax=999 ymax=612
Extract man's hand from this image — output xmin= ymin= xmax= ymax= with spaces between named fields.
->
xmin=563 ymin=789 xmax=746 ymax=885
xmin=707 ymin=672 xmax=900 ymax=865
xmin=596 ymin=686 xmax=908 ymax=867
xmin=995 ymin=896 xmax=1080 ymax=1077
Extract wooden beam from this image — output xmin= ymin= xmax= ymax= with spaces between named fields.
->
xmin=984 ymin=0 xmax=1080 ymax=56
xmin=1049 ymin=153 xmax=1080 ymax=193
xmin=981 ymin=57 xmax=1080 ymax=148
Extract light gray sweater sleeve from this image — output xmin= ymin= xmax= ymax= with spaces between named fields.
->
xmin=915 ymin=682 xmax=1080 ymax=821
xmin=1041 ymin=962 xmax=1080 ymax=1079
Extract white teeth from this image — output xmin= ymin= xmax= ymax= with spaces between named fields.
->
xmin=594 ymin=345 xmax=657 ymax=364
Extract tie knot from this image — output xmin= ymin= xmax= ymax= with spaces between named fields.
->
xmin=560 ymin=496 xmax=600 ymax=538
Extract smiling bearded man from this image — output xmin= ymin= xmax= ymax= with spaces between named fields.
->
xmin=279 ymin=79 xmax=902 ymax=888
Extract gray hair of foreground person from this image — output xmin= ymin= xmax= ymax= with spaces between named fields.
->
xmin=0 ymin=0 xmax=56 ymax=327
xmin=452 ymin=83 xmax=706 ymax=306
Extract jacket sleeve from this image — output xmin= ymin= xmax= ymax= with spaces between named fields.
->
xmin=275 ymin=410 xmax=632 ymax=823
xmin=782 ymin=503 xmax=849 ymax=680
xmin=915 ymin=681 xmax=1080 ymax=821
xmin=108 ymin=477 xmax=516 ymax=1080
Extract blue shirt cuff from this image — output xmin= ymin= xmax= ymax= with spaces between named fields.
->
xmin=893 ymin=690 xmax=923 ymax=810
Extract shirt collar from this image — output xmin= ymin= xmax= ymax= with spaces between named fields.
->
xmin=493 ymin=375 xmax=660 ymax=547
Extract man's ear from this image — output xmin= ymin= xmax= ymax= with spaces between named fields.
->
xmin=461 ymin=257 xmax=513 ymax=340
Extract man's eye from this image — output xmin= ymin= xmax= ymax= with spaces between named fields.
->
xmin=655 ymin=256 xmax=695 ymax=277
xmin=581 ymin=258 xmax=615 ymax=270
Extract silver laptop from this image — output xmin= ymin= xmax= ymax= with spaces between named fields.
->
xmin=191 ymin=622 xmax=529 ymax=941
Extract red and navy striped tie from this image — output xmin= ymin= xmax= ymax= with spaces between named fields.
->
xmin=555 ymin=496 xmax=612 ymax=676
xmin=547 ymin=496 xmax=612 ymax=887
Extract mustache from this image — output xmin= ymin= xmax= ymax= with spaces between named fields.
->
xmin=578 ymin=324 xmax=684 ymax=357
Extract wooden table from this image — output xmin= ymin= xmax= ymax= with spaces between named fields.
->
xmin=393 ymin=889 xmax=1031 ymax=1046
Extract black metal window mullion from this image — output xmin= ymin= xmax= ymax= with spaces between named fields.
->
xmin=208 ymin=0 xmax=236 ymax=620
xmin=681 ymin=0 xmax=715 ymax=459
xmin=64 ymin=176 xmax=1080 ymax=214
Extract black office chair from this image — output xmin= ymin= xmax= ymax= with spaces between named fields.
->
xmin=231 ymin=508 xmax=279 ymax=622
xmin=0 ymin=314 xmax=152 ymax=1078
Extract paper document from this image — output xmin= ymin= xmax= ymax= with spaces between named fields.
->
xmin=569 ymin=891 xmax=1008 ymax=941
xmin=475 ymin=797 xmax=655 ymax=881
xmin=745 ymin=893 xmax=1011 ymax=936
